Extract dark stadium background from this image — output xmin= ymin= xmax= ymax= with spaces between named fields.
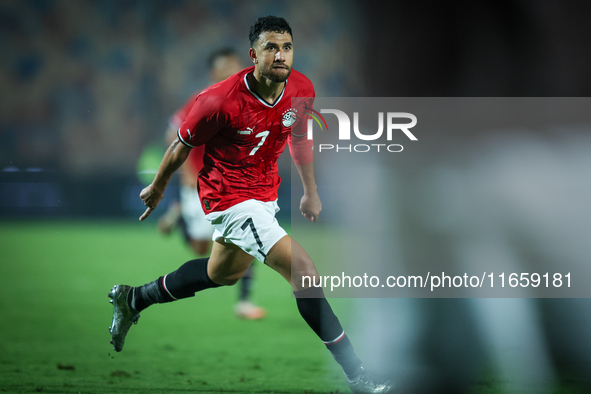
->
xmin=2 ymin=1 xmax=591 ymax=393
xmin=2 ymin=1 xmax=591 ymax=218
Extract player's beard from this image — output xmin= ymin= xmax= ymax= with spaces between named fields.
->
xmin=262 ymin=63 xmax=291 ymax=83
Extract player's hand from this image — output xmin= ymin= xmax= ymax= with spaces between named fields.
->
xmin=300 ymin=191 xmax=322 ymax=223
xmin=139 ymin=184 xmax=164 ymax=221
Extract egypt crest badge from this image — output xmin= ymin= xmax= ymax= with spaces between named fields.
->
xmin=281 ymin=108 xmax=297 ymax=127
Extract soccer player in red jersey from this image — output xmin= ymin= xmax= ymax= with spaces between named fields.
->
xmin=109 ymin=16 xmax=393 ymax=393
xmin=158 ymin=48 xmax=266 ymax=320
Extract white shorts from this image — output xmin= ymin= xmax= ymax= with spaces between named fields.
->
xmin=205 ymin=199 xmax=288 ymax=263
xmin=180 ymin=185 xmax=215 ymax=240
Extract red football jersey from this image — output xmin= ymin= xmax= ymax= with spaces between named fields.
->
xmin=177 ymin=66 xmax=314 ymax=213
xmin=169 ymin=92 xmax=205 ymax=172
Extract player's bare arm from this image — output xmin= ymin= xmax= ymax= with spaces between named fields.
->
xmin=139 ymin=138 xmax=192 ymax=221
xmin=295 ymin=162 xmax=322 ymax=222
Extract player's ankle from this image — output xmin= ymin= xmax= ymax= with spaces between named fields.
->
xmin=345 ymin=365 xmax=362 ymax=383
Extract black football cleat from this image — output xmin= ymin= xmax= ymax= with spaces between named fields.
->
xmin=108 ymin=285 xmax=140 ymax=352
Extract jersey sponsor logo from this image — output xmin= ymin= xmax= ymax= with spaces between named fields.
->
xmin=237 ymin=127 xmax=254 ymax=135
xmin=281 ymin=108 xmax=297 ymax=127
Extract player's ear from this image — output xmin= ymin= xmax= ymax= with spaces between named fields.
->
xmin=249 ymin=48 xmax=257 ymax=64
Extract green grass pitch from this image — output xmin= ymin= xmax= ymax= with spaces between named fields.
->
xmin=0 ymin=220 xmax=352 ymax=393
xmin=0 ymin=221 xmax=586 ymax=394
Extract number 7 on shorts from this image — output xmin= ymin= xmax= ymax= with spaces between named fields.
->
xmin=241 ymin=218 xmax=265 ymax=257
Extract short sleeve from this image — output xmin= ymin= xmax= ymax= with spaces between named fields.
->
xmin=169 ymin=92 xmax=200 ymax=129
xmin=177 ymin=93 xmax=227 ymax=147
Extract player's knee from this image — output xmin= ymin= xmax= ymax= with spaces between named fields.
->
xmin=293 ymin=270 xmax=318 ymax=286
xmin=291 ymin=257 xmax=318 ymax=283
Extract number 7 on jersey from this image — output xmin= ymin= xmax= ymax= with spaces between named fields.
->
xmin=249 ymin=131 xmax=270 ymax=155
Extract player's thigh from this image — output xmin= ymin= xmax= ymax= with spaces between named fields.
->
xmin=208 ymin=238 xmax=255 ymax=285
xmin=265 ymin=235 xmax=319 ymax=291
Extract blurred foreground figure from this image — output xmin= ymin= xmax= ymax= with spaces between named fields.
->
xmin=352 ymin=129 xmax=591 ymax=393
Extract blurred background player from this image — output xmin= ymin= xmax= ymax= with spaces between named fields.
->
xmin=157 ymin=48 xmax=266 ymax=320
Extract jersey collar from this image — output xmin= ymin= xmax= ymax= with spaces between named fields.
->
xmin=243 ymin=73 xmax=287 ymax=108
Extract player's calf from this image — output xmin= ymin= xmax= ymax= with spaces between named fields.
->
xmin=131 ymin=258 xmax=222 ymax=312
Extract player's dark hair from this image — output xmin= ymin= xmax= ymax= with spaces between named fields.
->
xmin=207 ymin=47 xmax=238 ymax=70
xmin=249 ymin=15 xmax=292 ymax=48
